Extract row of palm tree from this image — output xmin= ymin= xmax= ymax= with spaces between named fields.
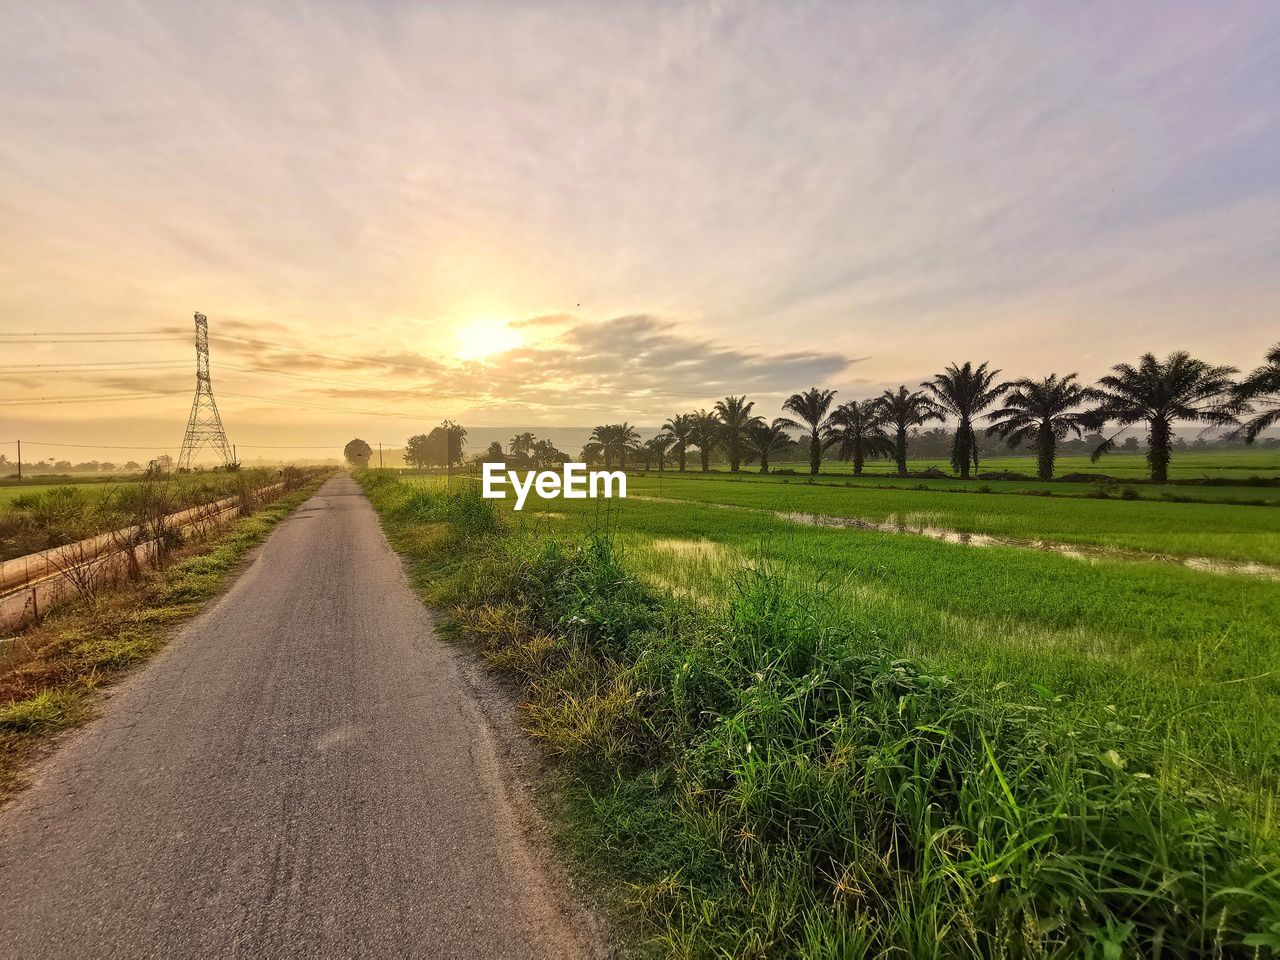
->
xmin=586 ymin=346 xmax=1279 ymax=482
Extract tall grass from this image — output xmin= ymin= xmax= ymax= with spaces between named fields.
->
xmin=359 ymin=471 xmax=1280 ymax=958
xmin=0 ymin=470 xmax=282 ymax=562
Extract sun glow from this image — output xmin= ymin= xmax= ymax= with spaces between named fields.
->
xmin=452 ymin=318 xmax=524 ymax=362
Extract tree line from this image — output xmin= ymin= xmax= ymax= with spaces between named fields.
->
xmin=342 ymin=346 xmax=1278 ymax=483
xmin=586 ymin=347 xmax=1280 ymax=483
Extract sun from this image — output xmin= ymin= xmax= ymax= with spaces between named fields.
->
xmin=452 ymin=318 xmax=524 ymax=362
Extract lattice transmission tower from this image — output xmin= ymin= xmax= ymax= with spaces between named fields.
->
xmin=177 ymin=312 xmax=235 ymax=470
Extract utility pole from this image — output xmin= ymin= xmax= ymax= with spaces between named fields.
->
xmin=15 ymin=439 xmax=20 ymax=480
xmin=378 ymin=442 xmax=383 ymax=468
xmin=178 ymin=312 xmax=234 ymax=470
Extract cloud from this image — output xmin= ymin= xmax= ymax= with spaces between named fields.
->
xmin=518 ymin=314 xmax=853 ymax=398
xmin=2 ymin=0 xmax=1277 ymax=443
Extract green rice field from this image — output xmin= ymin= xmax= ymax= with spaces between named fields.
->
xmin=365 ymin=458 xmax=1280 ymax=956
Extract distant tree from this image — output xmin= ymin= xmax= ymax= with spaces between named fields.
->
xmin=643 ymin=433 xmax=674 ymax=471
xmin=662 ymin=414 xmax=694 ymax=472
xmin=985 ymin=374 xmax=1097 ymax=480
xmin=922 ymin=362 xmax=1009 ymax=478
xmin=826 ymin=400 xmax=893 ymax=476
xmin=145 ymin=454 xmax=173 ymax=478
xmin=1121 ymin=436 xmax=1141 ymax=452
xmin=404 ymin=433 xmax=433 ymax=468
xmin=780 ymin=387 xmax=839 ymax=476
xmin=441 ymin=421 xmax=468 ymax=466
xmin=529 ymin=438 xmax=568 ymax=468
xmin=124 ymin=460 xmax=141 ymax=471
xmin=713 ymin=395 xmax=760 ymax=473
xmin=686 ymin=410 xmax=721 ymax=472
xmin=877 ymin=386 xmax=943 ymax=476
xmin=580 ymin=441 xmax=604 ymax=468
xmin=1233 ymin=343 xmax=1280 ymax=443
xmin=612 ymin=422 xmax=641 ymax=469
xmin=100 ymin=461 xmax=116 ymax=471
xmin=914 ymin=427 xmax=952 ymax=458
xmin=509 ymin=432 xmax=536 ymax=457
xmin=477 ymin=440 xmax=509 ymax=466
xmin=744 ymin=419 xmax=793 ymax=474
xmin=589 ymin=423 xmax=641 ymax=469
xmin=588 ymin=425 xmax=614 ymax=468
xmin=1088 ymin=351 xmax=1239 ymax=482
xmin=344 ymin=438 xmax=373 ymax=468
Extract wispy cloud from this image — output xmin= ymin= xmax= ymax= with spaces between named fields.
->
xmin=1 ymin=0 xmax=1277 ymax=446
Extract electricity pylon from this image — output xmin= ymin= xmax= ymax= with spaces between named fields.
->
xmin=177 ymin=312 xmax=235 ymax=470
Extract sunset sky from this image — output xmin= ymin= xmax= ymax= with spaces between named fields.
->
xmin=2 ymin=1 xmax=1278 ymax=462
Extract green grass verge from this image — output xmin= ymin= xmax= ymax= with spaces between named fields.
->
xmin=0 ymin=475 xmax=329 ymax=796
xmin=359 ymin=469 xmax=1280 ymax=959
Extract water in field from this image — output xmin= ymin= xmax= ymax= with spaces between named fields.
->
xmin=779 ymin=508 xmax=1280 ymax=579
xmin=629 ymin=495 xmax=1280 ymax=580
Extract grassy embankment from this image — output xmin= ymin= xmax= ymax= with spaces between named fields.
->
xmin=0 ymin=470 xmax=284 ymax=561
xmin=0 ymin=471 xmax=330 ymax=797
xmin=361 ymin=469 xmax=1280 ymax=958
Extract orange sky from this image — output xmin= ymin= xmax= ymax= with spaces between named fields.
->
xmin=2 ymin=1 xmax=1278 ymax=463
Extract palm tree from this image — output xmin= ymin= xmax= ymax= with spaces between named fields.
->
xmin=1089 ymin=351 xmax=1239 ymax=482
xmin=922 ymin=362 xmax=1009 ymax=478
xmin=686 ymin=410 xmax=722 ymax=472
xmin=643 ymin=433 xmax=674 ymax=471
xmin=713 ymin=395 xmax=760 ymax=473
xmin=509 ymin=431 xmax=536 ymax=458
xmin=744 ymin=419 xmax=792 ymax=474
xmin=985 ymin=374 xmax=1096 ymax=480
xmin=1233 ymin=343 xmax=1280 ymax=443
xmin=611 ymin=422 xmax=642 ymax=469
xmin=780 ymin=387 xmax=838 ymax=476
xmin=825 ymin=400 xmax=894 ymax=476
xmin=662 ymin=414 xmax=693 ymax=472
xmin=877 ymin=386 xmax=943 ymax=476
xmin=588 ymin=423 xmax=639 ymax=469
xmin=588 ymin=425 xmax=616 ymax=468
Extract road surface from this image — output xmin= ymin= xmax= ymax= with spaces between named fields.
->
xmin=0 ymin=474 xmax=601 ymax=959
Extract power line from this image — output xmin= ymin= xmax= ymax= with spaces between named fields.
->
xmin=3 ymin=439 xmax=180 ymax=450
xmin=0 ymin=438 xmax=383 ymax=450
xmin=0 ymin=361 xmax=187 ymax=370
xmin=0 ymin=336 xmax=187 ymax=344
xmin=0 ymin=391 xmax=184 ymax=406
xmin=0 ymin=329 xmax=175 ymax=336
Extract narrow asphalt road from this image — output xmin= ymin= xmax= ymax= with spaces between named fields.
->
xmin=0 ymin=475 xmax=600 ymax=959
